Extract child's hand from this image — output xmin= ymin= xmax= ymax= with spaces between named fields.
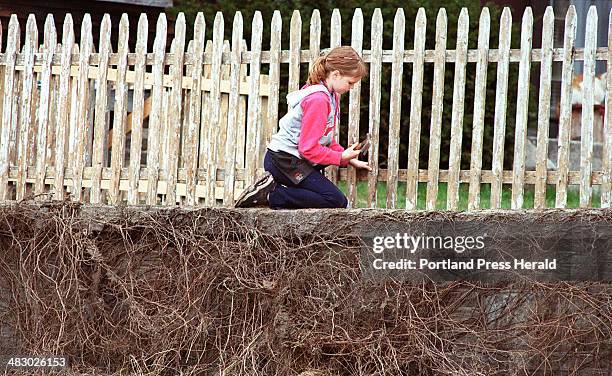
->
xmin=341 ymin=143 xmax=361 ymax=162
xmin=349 ymin=159 xmax=372 ymax=171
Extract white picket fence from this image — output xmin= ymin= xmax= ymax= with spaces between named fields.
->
xmin=0 ymin=6 xmax=610 ymax=210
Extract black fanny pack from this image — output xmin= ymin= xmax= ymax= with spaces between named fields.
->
xmin=268 ymin=149 xmax=321 ymax=185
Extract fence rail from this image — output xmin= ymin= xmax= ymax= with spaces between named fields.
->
xmin=0 ymin=5 xmax=610 ymax=210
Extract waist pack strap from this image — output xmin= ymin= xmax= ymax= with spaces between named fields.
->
xmin=267 ymin=150 xmax=318 ymax=185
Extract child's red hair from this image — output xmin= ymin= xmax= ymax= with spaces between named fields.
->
xmin=307 ymin=46 xmax=367 ymax=85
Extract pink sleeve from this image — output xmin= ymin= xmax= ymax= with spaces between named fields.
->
xmin=297 ymin=93 xmax=344 ymax=166
xmin=329 ymin=138 xmax=349 ymax=167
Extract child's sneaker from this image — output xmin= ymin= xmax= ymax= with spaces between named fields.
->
xmin=234 ymin=172 xmax=276 ymax=208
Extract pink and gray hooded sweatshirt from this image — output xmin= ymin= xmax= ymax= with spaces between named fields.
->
xmin=267 ymin=84 xmax=348 ymax=167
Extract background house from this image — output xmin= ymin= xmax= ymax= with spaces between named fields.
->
xmin=0 ymin=0 xmax=173 ymax=49
xmin=486 ymin=0 xmax=610 ymax=136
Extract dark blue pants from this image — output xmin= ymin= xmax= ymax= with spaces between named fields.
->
xmin=264 ymin=151 xmax=348 ymax=209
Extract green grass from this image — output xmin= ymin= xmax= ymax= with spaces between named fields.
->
xmin=337 ymin=181 xmax=601 ymax=210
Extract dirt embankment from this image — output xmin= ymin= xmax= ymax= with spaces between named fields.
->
xmin=0 ymin=202 xmax=610 ymax=375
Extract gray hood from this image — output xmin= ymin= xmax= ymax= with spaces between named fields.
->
xmin=286 ymin=84 xmax=332 ymax=108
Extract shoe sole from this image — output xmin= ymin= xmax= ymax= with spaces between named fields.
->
xmin=235 ymin=173 xmax=274 ymax=207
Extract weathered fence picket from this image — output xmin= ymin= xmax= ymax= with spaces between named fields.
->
xmin=165 ymin=14 xmax=186 ymax=205
xmin=127 ymin=14 xmax=148 ymax=205
xmin=347 ymin=8 xmax=363 ymax=208
xmin=223 ymin=12 xmax=243 ymax=206
xmin=159 ymin=78 xmax=169 ymax=193
xmin=46 ymin=48 xmax=59 ymax=176
xmin=555 ymin=6 xmax=577 ymax=208
xmin=447 ymin=8 xmax=469 ymax=211
xmin=184 ymin=13 xmax=204 ymax=206
xmin=245 ymin=11 xmax=262 ymax=190
xmin=108 ymin=14 xmax=129 ymax=205
xmin=425 ymin=9 xmax=447 ymax=211
xmin=0 ymin=15 xmax=19 ymax=201
xmin=30 ymin=44 xmax=41 ymax=173
xmin=10 ymin=45 xmax=21 ymax=173
xmin=67 ymin=44 xmax=79 ymax=163
xmin=288 ymin=10 xmax=301 ymax=95
xmin=198 ymin=40 xmax=212 ymax=189
xmin=511 ymin=7 xmax=533 ymax=210
xmin=0 ymin=6 xmax=608 ymax=211
xmin=367 ymin=8 xmax=383 ymax=208
xmin=72 ymin=15 xmax=92 ymax=202
xmin=238 ymin=44 xmax=248 ymax=175
xmin=34 ymin=15 xmax=56 ymax=198
xmin=491 ymin=8 xmax=512 ymax=209
xmin=217 ymin=41 xmax=230 ymax=197
xmin=327 ymin=9 xmax=341 ymax=185
xmin=181 ymin=40 xmax=193 ymax=188
xmin=604 ymin=9 xmax=612 ymax=209
xmin=55 ymin=35 xmax=75 ymax=200
xmin=534 ymin=7 xmax=554 ymax=209
xmin=405 ymin=8 xmax=426 ymax=210
xmin=90 ymin=14 xmax=111 ymax=204
xmin=580 ymin=7 xmax=597 ymax=208
xmin=204 ymin=13 xmax=223 ymax=206
xmin=146 ymin=14 xmax=167 ymax=205
xmin=467 ymin=8 xmax=489 ymax=211
xmin=266 ymin=11 xmax=282 ymax=167
xmin=16 ymin=15 xmax=37 ymax=201
xmin=309 ymin=10 xmax=321 ymax=71
xmin=386 ymin=8 xmax=405 ymax=209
